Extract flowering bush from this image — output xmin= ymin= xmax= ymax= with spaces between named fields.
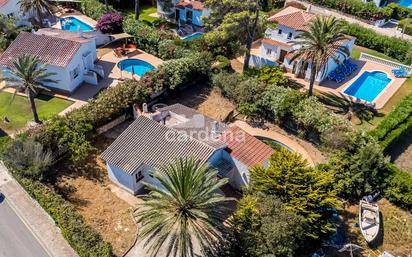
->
xmin=96 ymin=12 xmax=123 ymax=34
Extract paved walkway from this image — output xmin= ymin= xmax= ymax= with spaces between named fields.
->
xmin=234 ymin=120 xmax=315 ymax=166
xmin=286 ymin=0 xmax=412 ymax=41
xmin=0 ymin=162 xmax=78 ymax=257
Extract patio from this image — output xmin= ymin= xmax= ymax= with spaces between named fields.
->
xmin=286 ymin=59 xmax=407 ymax=109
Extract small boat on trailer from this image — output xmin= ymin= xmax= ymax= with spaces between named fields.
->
xmin=359 ymin=200 xmax=380 ymax=243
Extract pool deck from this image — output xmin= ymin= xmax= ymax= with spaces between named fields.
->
xmin=286 ymin=59 xmax=407 ymax=109
xmin=52 ymin=13 xmax=97 ymax=29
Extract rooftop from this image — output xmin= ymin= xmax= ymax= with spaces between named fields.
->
xmin=101 ymin=116 xmax=217 ymax=175
xmin=176 ymin=0 xmax=207 ymax=11
xmin=261 ymin=38 xmax=292 ymax=48
xmin=0 ymin=0 xmax=9 ymax=7
xmin=268 ymin=6 xmax=316 ymax=31
xmin=34 ymin=28 xmax=95 ymax=43
xmin=0 ymin=32 xmax=82 ymax=68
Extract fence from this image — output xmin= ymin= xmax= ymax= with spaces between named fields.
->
xmin=359 ymin=53 xmax=412 ymax=71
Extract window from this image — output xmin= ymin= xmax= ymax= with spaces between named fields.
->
xmin=70 ymin=65 xmax=80 ymax=80
xmin=266 ymin=48 xmax=272 ymax=56
xmin=287 ymin=32 xmax=293 ymax=40
xmin=278 ymin=29 xmax=282 ymax=35
xmin=135 ymin=171 xmax=144 ymax=183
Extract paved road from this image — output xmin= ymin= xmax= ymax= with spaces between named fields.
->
xmin=0 ymin=199 xmax=49 ymax=257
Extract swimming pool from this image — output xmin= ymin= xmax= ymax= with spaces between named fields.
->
xmin=398 ymin=0 xmax=412 ymax=8
xmin=343 ymin=71 xmax=391 ymax=103
xmin=60 ymin=16 xmax=94 ymax=32
xmin=117 ymin=59 xmax=155 ymax=77
xmin=182 ymin=32 xmax=204 ymax=41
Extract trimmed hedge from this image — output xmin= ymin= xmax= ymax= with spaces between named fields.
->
xmin=370 ymin=92 xmax=412 ymax=149
xmin=387 ymin=3 xmax=412 ymax=20
xmin=13 ymin=174 xmax=113 ymax=256
xmin=344 ymin=22 xmax=412 ymax=64
xmin=384 ymin=164 xmax=412 ymax=211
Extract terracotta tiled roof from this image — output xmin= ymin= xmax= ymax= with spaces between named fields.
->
xmin=219 ymin=126 xmax=274 ymax=168
xmin=0 ymin=32 xmax=81 ymax=68
xmin=261 ymin=38 xmax=292 ymax=48
xmin=268 ymin=6 xmax=316 ymax=31
xmin=176 ymin=0 xmax=207 ymax=11
xmin=0 ymin=0 xmax=9 ymax=7
xmin=35 ymin=28 xmax=94 ymax=43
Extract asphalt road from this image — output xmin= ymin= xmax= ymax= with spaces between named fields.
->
xmin=0 ymin=198 xmax=49 ymax=257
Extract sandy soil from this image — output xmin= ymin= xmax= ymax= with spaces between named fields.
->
xmin=341 ymin=199 xmax=412 ymax=257
xmin=54 ymin=138 xmax=137 ymax=257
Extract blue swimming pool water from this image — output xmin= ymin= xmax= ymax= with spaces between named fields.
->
xmin=183 ymin=32 xmax=204 ymax=41
xmin=398 ymin=0 xmax=412 ymax=9
xmin=60 ymin=16 xmax=94 ymax=32
xmin=344 ymin=71 xmax=391 ymax=102
xmin=117 ymin=59 xmax=155 ymax=77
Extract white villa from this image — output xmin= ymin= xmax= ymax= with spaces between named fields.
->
xmin=0 ymin=29 xmax=104 ymax=94
xmin=101 ymin=104 xmax=274 ymax=194
xmin=250 ymin=6 xmax=356 ymax=83
xmin=0 ymin=0 xmax=20 ymax=18
xmin=157 ymin=0 xmax=210 ymax=27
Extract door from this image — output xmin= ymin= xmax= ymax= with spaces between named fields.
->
xmin=279 ymin=49 xmax=288 ymax=63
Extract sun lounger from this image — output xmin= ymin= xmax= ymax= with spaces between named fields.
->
xmin=337 ymin=65 xmax=352 ymax=76
xmin=394 ymin=70 xmax=411 ymax=78
xmin=344 ymin=59 xmax=358 ymax=70
xmin=328 ymin=71 xmax=344 ymax=82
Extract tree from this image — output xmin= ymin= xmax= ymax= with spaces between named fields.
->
xmin=96 ymin=12 xmax=123 ymax=34
xmin=135 ymin=0 xmax=140 ymax=20
xmin=232 ymin=193 xmax=305 ymax=257
xmin=104 ymin=0 xmax=109 ymax=12
xmin=290 ymin=16 xmax=349 ymax=96
xmin=135 ymin=158 xmax=233 ymax=257
xmin=249 ymin=148 xmax=340 ymax=240
xmin=204 ymin=0 xmax=263 ymax=72
xmin=18 ymin=0 xmax=54 ymax=22
xmin=0 ymin=54 xmax=58 ymax=124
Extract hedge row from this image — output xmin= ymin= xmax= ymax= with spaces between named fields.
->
xmin=384 ymin=164 xmax=412 ymax=211
xmin=80 ymin=0 xmax=115 ymax=21
xmin=398 ymin=18 xmax=412 ymax=36
xmin=387 ymin=3 xmax=412 ymax=20
xmin=344 ymin=22 xmax=412 ymax=64
xmin=370 ymin=92 xmax=412 ymax=149
xmin=13 ymin=174 xmax=113 ymax=256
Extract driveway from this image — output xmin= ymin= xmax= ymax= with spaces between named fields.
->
xmin=0 ymin=199 xmax=49 ymax=257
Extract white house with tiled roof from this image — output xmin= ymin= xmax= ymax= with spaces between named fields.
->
xmin=0 ymin=30 xmax=102 ymax=94
xmin=0 ymin=0 xmax=20 ymax=17
xmin=250 ymin=6 xmax=356 ymax=83
xmin=101 ymin=104 xmax=274 ymax=194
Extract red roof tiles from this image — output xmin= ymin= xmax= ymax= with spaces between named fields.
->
xmin=0 ymin=32 xmax=82 ymax=68
xmin=261 ymin=38 xmax=292 ymax=48
xmin=268 ymin=6 xmax=316 ymax=31
xmin=0 ymin=0 xmax=9 ymax=7
xmin=219 ymin=126 xmax=274 ymax=168
xmin=176 ymin=1 xmax=207 ymax=11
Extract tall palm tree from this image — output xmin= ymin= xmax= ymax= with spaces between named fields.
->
xmin=18 ymin=0 xmax=54 ymax=22
xmin=136 ymin=157 xmax=233 ymax=257
xmin=290 ymin=16 xmax=349 ymax=96
xmin=0 ymin=54 xmax=58 ymax=124
xmin=135 ymin=0 xmax=140 ymax=20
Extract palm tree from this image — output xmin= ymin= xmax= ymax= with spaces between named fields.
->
xmin=135 ymin=0 xmax=140 ymax=20
xmin=290 ymin=16 xmax=349 ymax=96
xmin=18 ymin=0 xmax=54 ymax=22
xmin=0 ymin=54 xmax=58 ymax=124
xmin=136 ymin=157 xmax=233 ymax=257
xmin=104 ymin=0 xmax=109 ymax=12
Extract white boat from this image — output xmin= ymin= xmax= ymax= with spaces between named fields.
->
xmin=359 ymin=200 xmax=380 ymax=243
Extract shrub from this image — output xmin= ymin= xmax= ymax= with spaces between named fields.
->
xmin=14 ymin=175 xmax=113 ymax=257
xmin=158 ymin=39 xmax=194 ymax=60
xmin=214 ymin=55 xmax=232 ymax=71
xmin=370 ymin=92 xmax=412 ymax=149
xmin=80 ymin=0 xmax=115 ymax=21
xmin=246 ymin=66 xmax=288 ymax=86
xmin=387 ymin=3 xmax=412 ymax=20
xmin=384 ymin=164 xmax=412 ymax=211
xmin=96 ymin=12 xmax=123 ymax=34
xmin=3 ymin=138 xmax=52 ymax=181
xmin=398 ymin=18 xmax=412 ymax=36
xmin=344 ymin=22 xmax=412 ymax=64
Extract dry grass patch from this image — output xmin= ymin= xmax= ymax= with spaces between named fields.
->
xmin=342 ymin=199 xmax=412 ymax=257
xmin=54 ymin=138 xmax=137 ymax=257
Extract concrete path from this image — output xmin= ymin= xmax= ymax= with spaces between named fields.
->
xmin=234 ymin=120 xmax=315 ymax=166
xmin=285 ymin=0 xmax=412 ymax=41
xmin=0 ymin=162 xmax=79 ymax=257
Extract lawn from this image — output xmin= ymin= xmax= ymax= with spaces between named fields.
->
xmin=351 ymin=45 xmax=400 ymax=63
xmin=122 ymin=5 xmax=160 ymax=23
xmin=0 ymin=92 xmax=73 ymax=133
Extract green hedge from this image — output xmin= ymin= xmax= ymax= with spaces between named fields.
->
xmin=370 ymin=92 xmax=412 ymax=149
xmin=13 ymin=175 xmax=113 ymax=256
xmin=387 ymin=3 xmax=412 ymax=20
xmin=80 ymin=0 xmax=115 ymax=21
xmin=384 ymin=164 xmax=412 ymax=211
xmin=398 ymin=18 xmax=412 ymax=36
xmin=344 ymin=22 xmax=412 ymax=64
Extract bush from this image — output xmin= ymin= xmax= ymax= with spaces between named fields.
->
xmin=398 ymin=18 xmax=412 ymax=36
xmin=344 ymin=22 xmax=412 ymax=64
xmin=15 ymin=175 xmax=113 ymax=257
xmin=80 ymin=0 xmax=115 ymax=21
xmin=3 ymin=138 xmax=52 ymax=181
xmin=370 ymin=92 xmax=412 ymax=149
xmin=96 ymin=12 xmax=123 ymax=34
xmin=387 ymin=3 xmax=412 ymax=20
xmin=158 ymin=39 xmax=195 ymax=60
xmin=246 ymin=66 xmax=288 ymax=86
xmin=213 ymin=55 xmax=232 ymax=71
xmin=384 ymin=164 xmax=412 ymax=211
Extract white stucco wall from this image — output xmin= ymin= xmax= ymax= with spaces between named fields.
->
xmin=177 ymin=7 xmax=209 ymax=26
xmin=265 ymin=25 xmax=298 ymax=44
xmin=0 ymin=0 xmax=20 ymax=17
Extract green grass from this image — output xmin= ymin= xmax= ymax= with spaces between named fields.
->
xmin=122 ymin=5 xmax=160 ymax=23
xmin=351 ymin=45 xmax=400 ymax=63
xmin=0 ymin=92 xmax=73 ymax=133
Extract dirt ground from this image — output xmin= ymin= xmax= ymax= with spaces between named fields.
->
xmin=53 ymin=138 xmax=137 ymax=257
xmin=341 ymin=199 xmax=412 ymax=257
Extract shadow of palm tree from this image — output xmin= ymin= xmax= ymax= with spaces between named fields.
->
xmin=317 ymin=92 xmax=378 ymax=124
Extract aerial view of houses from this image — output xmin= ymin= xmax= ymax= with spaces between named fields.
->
xmin=0 ymin=0 xmax=412 ymax=256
